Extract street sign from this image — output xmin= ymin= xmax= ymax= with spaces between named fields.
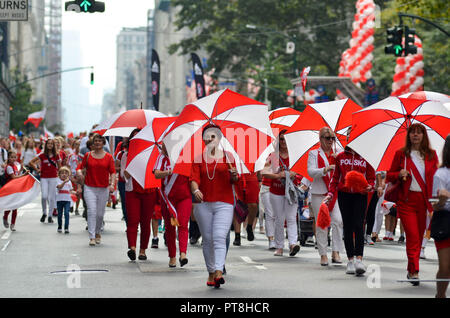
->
xmin=0 ymin=0 xmax=28 ymax=21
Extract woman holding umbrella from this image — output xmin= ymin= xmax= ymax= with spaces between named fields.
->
xmin=190 ymin=125 xmax=238 ymax=288
xmin=387 ymin=123 xmax=438 ymax=285
xmin=154 ymin=143 xmax=192 ymax=267
xmin=307 ymin=127 xmax=344 ymax=266
xmin=262 ymin=130 xmax=301 ymax=257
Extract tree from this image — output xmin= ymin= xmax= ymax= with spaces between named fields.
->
xmin=169 ymin=0 xmax=357 ymax=106
xmin=9 ymin=71 xmax=44 ymax=134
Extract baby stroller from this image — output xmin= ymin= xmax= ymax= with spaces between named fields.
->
xmin=298 ymin=207 xmax=315 ymax=246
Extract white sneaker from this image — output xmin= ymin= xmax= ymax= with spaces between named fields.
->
xmin=366 ymin=235 xmax=374 ymax=245
xmin=354 ymin=259 xmax=366 ymax=276
xmin=10 ymin=224 xmax=15 ymax=231
xmin=346 ymin=260 xmax=355 ymax=274
xmin=420 ymin=248 xmax=426 ymax=259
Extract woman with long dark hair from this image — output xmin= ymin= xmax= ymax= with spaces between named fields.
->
xmin=387 ymin=123 xmax=439 ymax=285
xmin=431 ymin=134 xmax=450 ymax=297
xmin=30 ymin=139 xmax=61 ymax=223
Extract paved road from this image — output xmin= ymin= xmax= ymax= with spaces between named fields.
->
xmin=0 ymin=197 xmax=443 ymax=299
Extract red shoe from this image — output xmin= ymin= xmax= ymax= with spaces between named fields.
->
xmin=388 ymin=237 xmax=394 ymax=241
xmin=383 ymin=237 xmax=389 ymax=240
xmin=206 ymin=281 xmax=215 ymax=287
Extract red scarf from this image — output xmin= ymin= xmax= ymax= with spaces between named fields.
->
xmin=317 ymin=149 xmax=337 ymax=211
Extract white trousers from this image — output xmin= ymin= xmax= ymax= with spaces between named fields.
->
xmin=270 ymin=193 xmax=298 ymax=249
xmin=41 ymin=177 xmax=58 ymax=216
xmin=260 ymin=185 xmax=275 ymax=238
xmin=194 ymin=201 xmax=234 ymax=273
xmin=310 ymin=194 xmax=345 ymax=256
xmin=372 ymin=194 xmax=385 ymax=234
xmin=84 ymin=185 xmax=109 ymax=239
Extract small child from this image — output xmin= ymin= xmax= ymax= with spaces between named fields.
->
xmin=3 ymin=150 xmax=22 ymax=231
xmin=56 ymin=166 xmax=77 ymax=234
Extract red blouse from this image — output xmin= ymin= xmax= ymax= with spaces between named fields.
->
xmin=78 ymin=152 xmax=116 ymax=188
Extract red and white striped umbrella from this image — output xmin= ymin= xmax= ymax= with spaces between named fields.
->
xmin=94 ymin=109 xmax=166 ymax=137
xmin=162 ymin=89 xmax=275 ymax=177
xmin=347 ymin=96 xmax=450 ymax=171
xmin=284 ymin=98 xmax=362 ymax=180
xmin=268 ymin=107 xmax=302 ymax=137
xmin=400 ymin=91 xmax=450 ymax=104
xmin=125 ymin=116 xmax=177 ymax=189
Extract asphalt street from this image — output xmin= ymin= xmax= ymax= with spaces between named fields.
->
xmin=0 ymin=196 xmax=443 ymax=299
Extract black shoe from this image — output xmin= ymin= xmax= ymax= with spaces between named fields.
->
xmin=40 ymin=215 xmax=46 ymax=223
xmin=151 ymin=238 xmax=159 ymax=248
xmin=246 ymin=224 xmax=254 ymax=241
xmin=223 ymin=265 xmax=227 ymax=275
xmin=127 ymin=249 xmax=136 ymax=261
xmin=398 ymin=236 xmax=405 ymax=243
xmin=48 ymin=217 xmax=54 ymax=223
xmin=70 ymin=207 xmax=73 ymax=213
xmin=179 ymin=257 xmax=188 ymax=267
xmin=407 ymin=273 xmax=420 ymax=286
xmin=190 ymin=236 xmax=199 ymax=245
xmin=233 ymin=234 xmax=241 ymax=246
xmin=138 ymin=254 xmax=147 ymax=261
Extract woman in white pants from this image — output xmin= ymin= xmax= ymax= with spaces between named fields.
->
xmin=262 ymin=131 xmax=301 ymax=257
xmin=190 ymin=125 xmax=238 ymax=288
xmin=30 ymin=139 xmax=61 ymax=223
xmin=259 ymin=177 xmax=276 ymax=249
xmin=77 ymin=134 xmax=116 ymax=246
xmin=307 ymin=127 xmax=344 ymax=266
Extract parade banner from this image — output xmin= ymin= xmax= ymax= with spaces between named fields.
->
xmin=151 ymin=49 xmax=160 ymax=111
xmin=191 ymin=53 xmax=206 ymax=99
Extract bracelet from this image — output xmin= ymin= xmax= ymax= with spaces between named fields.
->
xmin=193 ymin=189 xmax=200 ymax=194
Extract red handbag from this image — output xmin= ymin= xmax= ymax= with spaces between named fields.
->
xmin=384 ymin=179 xmax=401 ymax=203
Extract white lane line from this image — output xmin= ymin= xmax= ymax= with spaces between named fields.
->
xmin=1 ymin=240 xmax=10 ymax=251
xmin=240 ymin=256 xmax=267 ymax=270
xmin=19 ymin=211 xmax=24 ymax=217
xmin=1 ymin=231 xmax=10 ymax=240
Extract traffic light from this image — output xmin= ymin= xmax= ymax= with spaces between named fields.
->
xmin=404 ymin=26 xmax=417 ymax=56
xmin=90 ymin=72 xmax=94 ymax=85
xmin=65 ymin=1 xmax=105 ymax=13
xmin=385 ymin=26 xmax=403 ymax=57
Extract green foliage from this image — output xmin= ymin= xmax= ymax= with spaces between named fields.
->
xmin=9 ymin=72 xmax=44 ymax=133
xmin=169 ymin=0 xmax=357 ymax=105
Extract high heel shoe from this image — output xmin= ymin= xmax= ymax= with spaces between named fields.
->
xmin=179 ymin=257 xmax=188 ymax=267
xmin=407 ymin=273 xmax=420 ymax=286
xmin=214 ymin=276 xmax=225 ymax=288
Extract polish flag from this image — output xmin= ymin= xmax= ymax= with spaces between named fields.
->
xmin=24 ymin=109 xmax=46 ymax=128
xmin=44 ymin=125 xmax=54 ymax=139
xmin=0 ymin=175 xmax=40 ymax=211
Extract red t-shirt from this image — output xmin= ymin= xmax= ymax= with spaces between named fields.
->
xmin=190 ymin=152 xmax=236 ymax=205
xmin=78 ymin=152 xmax=116 ymax=188
xmin=154 ymin=154 xmax=191 ymax=201
xmin=38 ymin=152 xmax=60 ymax=178
xmin=270 ymin=155 xmax=289 ymax=195
xmin=5 ymin=162 xmax=20 ymax=183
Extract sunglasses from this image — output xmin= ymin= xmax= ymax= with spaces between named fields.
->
xmin=321 ymin=136 xmax=336 ymax=141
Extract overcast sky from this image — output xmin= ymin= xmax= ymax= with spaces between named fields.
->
xmin=62 ymin=0 xmax=155 ymax=106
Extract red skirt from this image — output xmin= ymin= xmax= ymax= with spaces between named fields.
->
xmin=435 ymin=237 xmax=450 ymax=252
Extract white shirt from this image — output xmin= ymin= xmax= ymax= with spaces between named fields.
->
xmin=432 ymin=167 xmax=450 ymax=211
xmin=307 ymin=148 xmax=332 ymax=195
xmin=56 ymin=179 xmax=73 ymax=202
xmin=23 ymin=148 xmax=37 ymax=166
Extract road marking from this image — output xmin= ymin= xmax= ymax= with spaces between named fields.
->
xmin=1 ymin=240 xmax=10 ymax=251
xmin=1 ymin=232 xmax=10 ymax=240
xmin=240 ymin=256 xmax=266 ymax=270
xmin=19 ymin=211 xmax=24 ymax=217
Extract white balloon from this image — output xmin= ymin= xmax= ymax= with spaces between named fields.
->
xmin=353 ymin=21 xmax=359 ymax=30
xmin=416 ymin=61 xmax=424 ymax=69
xmin=365 ymin=70 xmax=372 ymax=78
xmin=410 ymin=83 xmax=419 ymax=92
xmin=395 ymin=65 xmax=403 ymax=73
xmin=415 ymin=77 xmax=424 ymax=86
xmin=393 ymin=82 xmax=400 ymax=91
xmin=350 ymin=38 xmax=357 ymax=47
xmin=417 ymin=47 xmax=423 ymax=55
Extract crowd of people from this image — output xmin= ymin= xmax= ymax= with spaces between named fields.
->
xmin=0 ymin=122 xmax=449 ymax=297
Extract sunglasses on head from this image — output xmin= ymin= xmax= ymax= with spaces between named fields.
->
xmin=321 ymin=136 xmax=336 ymax=141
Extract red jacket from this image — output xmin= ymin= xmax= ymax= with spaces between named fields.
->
xmin=328 ymin=148 xmax=375 ymax=196
xmin=386 ymin=149 xmax=438 ymax=202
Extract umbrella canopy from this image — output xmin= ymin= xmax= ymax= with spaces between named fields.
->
xmin=94 ymin=109 xmax=166 ymax=137
xmin=162 ymin=89 xmax=275 ymax=177
xmin=125 ymin=116 xmax=177 ymax=189
xmin=268 ymin=107 xmax=302 ymax=137
xmin=347 ymin=96 xmax=450 ymax=171
xmin=284 ymin=98 xmax=363 ymax=180
xmin=399 ymin=91 xmax=450 ymax=104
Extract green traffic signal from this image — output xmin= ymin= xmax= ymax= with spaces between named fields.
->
xmin=385 ymin=26 xmax=403 ymax=56
xmin=90 ymin=72 xmax=94 ymax=85
xmin=79 ymin=0 xmax=92 ymax=12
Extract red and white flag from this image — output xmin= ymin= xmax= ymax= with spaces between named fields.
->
xmin=24 ymin=109 xmax=46 ymax=128
xmin=0 ymin=175 xmax=40 ymax=211
xmin=300 ymin=66 xmax=311 ymax=94
xmin=44 ymin=125 xmax=54 ymax=139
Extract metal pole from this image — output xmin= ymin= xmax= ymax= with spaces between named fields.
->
xmin=398 ymin=13 xmax=449 ymax=37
